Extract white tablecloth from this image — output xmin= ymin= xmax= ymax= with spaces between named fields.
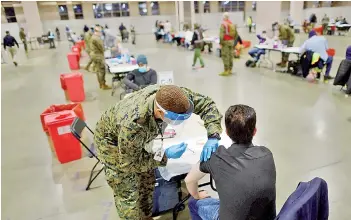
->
xmin=255 ymin=45 xmax=301 ymax=54
xmin=105 ymin=58 xmax=138 ymax=74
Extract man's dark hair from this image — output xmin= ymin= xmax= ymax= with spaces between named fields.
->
xmin=225 ymin=104 xmax=256 ymax=144
xmin=6 ymin=31 xmax=10 ymax=35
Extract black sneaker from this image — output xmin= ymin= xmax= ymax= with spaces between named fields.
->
xmin=13 ymin=62 xmax=18 ymax=66
xmin=324 ymin=75 xmax=334 ymax=81
xmin=316 ymin=73 xmax=321 ymax=79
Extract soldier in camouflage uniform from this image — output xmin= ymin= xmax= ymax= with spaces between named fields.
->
xmin=89 ymin=26 xmax=111 ymax=90
xmin=219 ymin=12 xmax=237 ymax=76
xmin=84 ymin=26 xmax=93 ymax=72
xmin=94 ymin=85 xmax=223 ymax=219
xmin=276 ymin=23 xmax=295 ymax=68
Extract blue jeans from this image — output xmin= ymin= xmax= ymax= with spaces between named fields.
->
xmin=188 ymin=197 xmax=220 ymax=220
xmin=248 ymin=48 xmax=265 ymax=62
xmin=325 ymin=56 xmax=333 ymax=76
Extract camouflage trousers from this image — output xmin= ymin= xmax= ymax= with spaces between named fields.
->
xmin=221 ymin=40 xmax=234 ymax=71
xmin=281 ymin=41 xmax=294 ymax=63
xmin=105 ymin=168 xmax=155 ymax=220
xmin=91 ymin=58 xmax=106 ymax=85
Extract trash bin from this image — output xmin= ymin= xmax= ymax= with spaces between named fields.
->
xmin=60 ymin=74 xmax=69 ymax=100
xmin=44 ymin=111 xmax=82 ymax=164
xmin=40 ymin=103 xmax=85 ymax=133
xmin=76 ymin=40 xmax=85 ymax=50
xmin=64 ymin=72 xmax=85 ymax=102
xmin=72 ymin=45 xmax=81 ymax=54
xmin=67 ymin=52 xmax=80 ymax=70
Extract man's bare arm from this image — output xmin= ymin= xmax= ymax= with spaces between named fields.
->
xmin=185 ymin=162 xmax=207 ymax=199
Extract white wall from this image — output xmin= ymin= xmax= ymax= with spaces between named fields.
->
xmin=303 ymin=6 xmax=351 ymax=24
xmin=41 ymin=15 xmax=176 ymax=40
xmin=195 ymin=12 xmax=244 ymax=30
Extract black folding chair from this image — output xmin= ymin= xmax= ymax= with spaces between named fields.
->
xmin=70 ymin=117 xmax=104 ymax=190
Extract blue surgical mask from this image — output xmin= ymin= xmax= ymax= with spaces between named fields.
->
xmin=139 ymin=66 xmax=147 ymax=73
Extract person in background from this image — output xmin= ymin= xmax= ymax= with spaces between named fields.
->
xmin=274 ymin=22 xmax=295 ymax=67
xmin=119 ymin=23 xmax=126 ymax=37
xmin=70 ymin=32 xmax=79 ymax=45
xmin=55 ymin=27 xmax=60 ymax=41
xmin=90 ymin=26 xmax=111 ymax=90
xmin=287 ymin=14 xmax=294 ymax=29
xmin=300 ymin=30 xmax=334 ymax=81
xmin=219 ymin=12 xmax=237 ymax=76
xmin=191 ymin=23 xmax=205 ymax=69
xmin=65 ymin=25 xmax=71 ymax=40
xmin=84 ymin=26 xmax=93 ymax=72
xmin=131 ymin=25 xmax=136 ymax=45
xmin=123 ymin=54 xmax=157 ymax=93
xmin=47 ymin=29 xmax=56 ymax=49
xmin=186 ymin=104 xmax=276 ymax=220
xmin=104 ymin=26 xmax=116 ymax=49
xmin=248 ymin=30 xmax=268 ymax=67
xmin=247 ymin=16 xmax=253 ymax=33
xmin=94 ymin=84 xmax=223 ymax=219
xmin=322 ymin=14 xmax=330 ymax=35
xmin=309 ymin=13 xmax=317 ymax=29
xmin=3 ymin=31 xmax=19 ymax=66
xmin=19 ymin=27 xmax=28 ymax=54
xmin=164 ymin=20 xmax=172 ymax=42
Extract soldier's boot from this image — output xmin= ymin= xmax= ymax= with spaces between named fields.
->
xmin=219 ymin=70 xmax=231 ymax=76
xmin=100 ymin=84 xmax=112 ymax=90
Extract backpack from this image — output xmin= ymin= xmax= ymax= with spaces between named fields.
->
xmin=223 ymin=22 xmax=236 ymax=38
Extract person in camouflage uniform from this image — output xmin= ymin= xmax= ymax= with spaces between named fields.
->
xmin=89 ymin=26 xmax=111 ymax=90
xmin=219 ymin=12 xmax=237 ymax=76
xmin=84 ymin=26 xmax=93 ymax=72
xmin=19 ymin=28 xmax=28 ymax=54
xmin=94 ymin=85 xmax=223 ymax=219
xmin=276 ymin=22 xmax=295 ymax=67
xmin=191 ymin=23 xmax=205 ymax=68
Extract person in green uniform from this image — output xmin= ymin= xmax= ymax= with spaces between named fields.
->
xmin=19 ymin=28 xmax=28 ymax=54
xmin=94 ymin=84 xmax=223 ymax=220
xmin=275 ymin=22 xmax=295 ymax=67
xmin=191 ymin=23 xmax=205 ymax=68
xmin=84 ymin=26 xmax=93 ymax=71
xmin=219 ymin=12 xmax=237 ymax=76
xmin=90 ymin=26 xmax=111 ymax=90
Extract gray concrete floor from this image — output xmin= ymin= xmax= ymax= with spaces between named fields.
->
xmin=2 ymin=29 xmax=351 ymax=220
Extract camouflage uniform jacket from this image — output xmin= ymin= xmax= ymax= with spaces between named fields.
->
xmin=219 ymin=20 xmax=237 ymax=45
xmin=84 ymin=32 xmax=92 ymax=53
xmin=89 ymin=35 xmax=104 ymax=60
xmin=279 ymin=25 xmax=295 ymax=43
xmin=94 ymin=84 xmax=223 ymax=173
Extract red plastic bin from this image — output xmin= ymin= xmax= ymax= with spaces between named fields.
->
xmin=72 ymin=45 xmax=81 ymax=54
xmin=64 ymin=72 xmax=85 ymax=103
xmin=76 ymin=40 xmax=85 ymax=50
xmin=67 ymin=52 xmax=80 ymax=70
xmin=44 ymin=111 xmax=82 ymax=164
xmin=40 ymin=103 xmax=85 ymax=133
xmin=242 ymin=40 xmax=251 ymax=48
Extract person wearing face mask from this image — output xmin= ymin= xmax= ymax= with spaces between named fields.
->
xmin=94 ymin=84 xmax=223 ymax=220
xmin=90 ymin=25 xmax=111 ymax=90
xmin=122 ymin=55 xmax=157 ymax=93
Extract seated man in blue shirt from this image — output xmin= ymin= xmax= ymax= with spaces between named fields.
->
xmin=300 ymin=30 xmax=334 ymax=81
xmin=122 ymin=54 xmax=157 ymax=93
xmin=185 ymin=104 xmax=276 ymax=220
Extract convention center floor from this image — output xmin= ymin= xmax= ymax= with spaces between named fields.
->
xmin=2 ymin=29 xmax=351 ymax=220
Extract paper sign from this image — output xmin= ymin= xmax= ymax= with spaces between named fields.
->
xmin=57 ymin=125 xmax=71 ymax=135
xmin=157 ymin=71 xmax=174 ymax=85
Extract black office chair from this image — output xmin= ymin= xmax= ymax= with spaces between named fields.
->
xmin=70 ymin=117 xmax=104 ymax=190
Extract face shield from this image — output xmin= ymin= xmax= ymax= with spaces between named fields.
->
xmin=155 ymin=99 xmax=194 ymax=138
